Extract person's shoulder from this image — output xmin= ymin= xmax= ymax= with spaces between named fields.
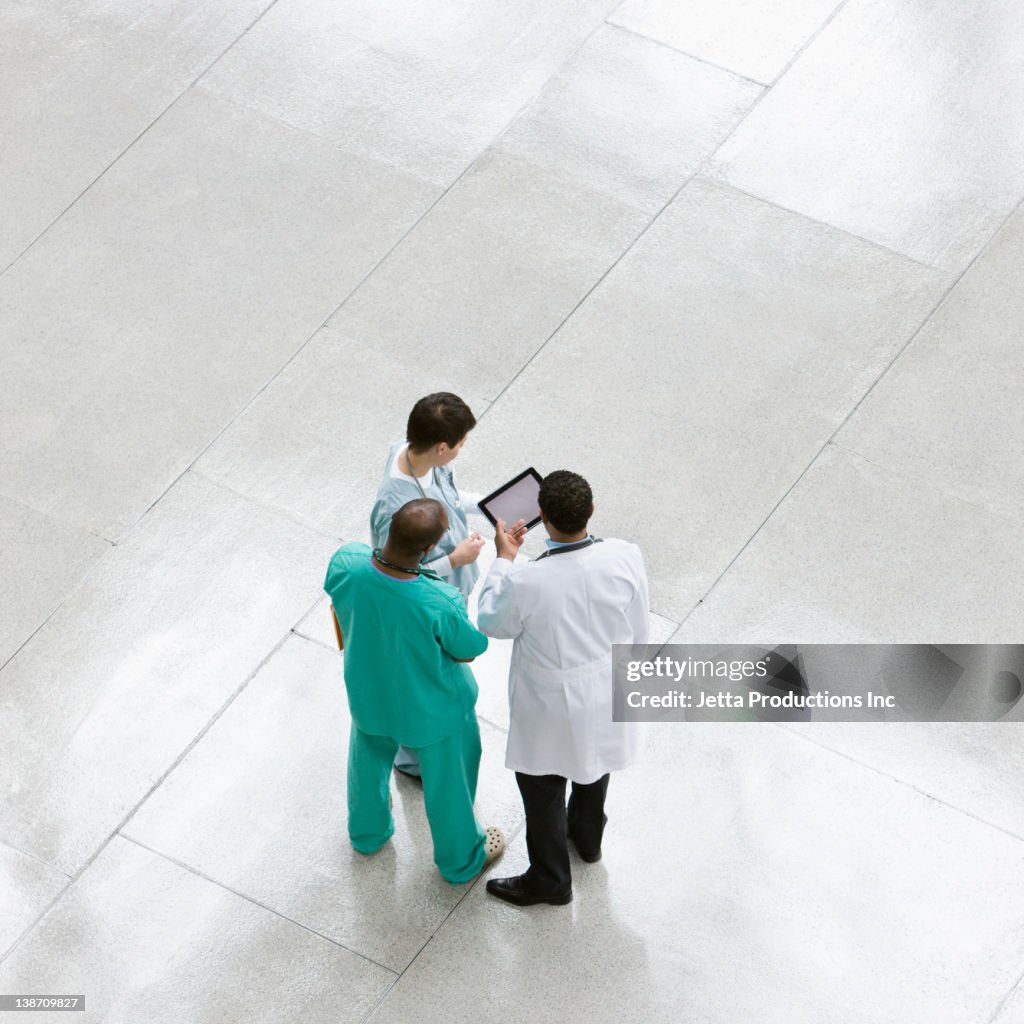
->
xmin=373 ymin=446 xmax=418 ymax=503
xmin=600 ymin=537 xmax=641 ymax=555
xmin=382 ymin=441 xmax=404 ymax=475
xmin=327 ymin=542 xmax=372 ymax=577
xmin=600 ymin=538 xmax=647 ymax=576
xmin=600 ymin=537 xmax=643 ymax=556
xmin=420 ymin=575 xmax=470 ymax=614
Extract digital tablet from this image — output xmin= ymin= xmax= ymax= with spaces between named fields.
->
xmin=477 ymin=468 xmax=543 ymax=531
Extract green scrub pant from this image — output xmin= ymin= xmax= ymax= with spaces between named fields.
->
xmin=347 ymin=713 xmax=486 ymax=884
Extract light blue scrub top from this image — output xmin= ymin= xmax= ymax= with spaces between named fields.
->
xmin=370 ymin=441 xmax=480 ymax=599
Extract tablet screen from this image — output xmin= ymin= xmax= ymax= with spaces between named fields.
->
xmin=478 ymin=468 xmax=543 ymax=530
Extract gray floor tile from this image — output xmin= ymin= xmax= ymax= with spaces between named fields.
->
xmin=836 ymin=202 xmax=1024 ymax=527
xmin=367 ymin=726 xmax=1024 ymax=1024
xmin=200 ymin=0 xmax=614 ymax=186
xmin=608 ymin=0 xmax=842 ymax=84
xmin=782 ymin=722 xmax=1024 ymax=841
xmin=0 ymin=0 xmax=267 ymax=267
xmin=457 ymin=178 xmax=947 ymax=619
xmin=0 ymin=88 xmax=436 ymax=540
xmin=3 ymin=2 xmax=1022 ymax=1018
xmin=497 ymin=24 xmax=762 ymax=211
xmin=124 ymin=635 xmax=523 ymax=973
xmin=327 ymin=148 xmax=650 ymax=400
xmin=0 ymin=495 xmax=109 ymax=667
xmin=0 ymin=842 xmax=68 ymax=958
xmin=195 ymin=28 xmax=760 ymax=511
xmin=0 ymin=472 xmax=337 ymax=874
xmin=708 ymin=0 xmax=1024 ymax=270
xmin=194 ymin=328 xmax=491 ymax=539
xmin=670 ymin=445 xmax=1024 ymax=643
xmin=0 ymin=837 xmax=395 ymax=1024
xmin=648 ymin=612 xmax=679 ymax=644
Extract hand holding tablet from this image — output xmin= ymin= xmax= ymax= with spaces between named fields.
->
xmin=494 ymin=517 xmax=528 ymax=560
xmin=478 ymin=468 xmax=543 ymax=531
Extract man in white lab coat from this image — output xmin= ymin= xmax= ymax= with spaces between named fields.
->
xmin=477 ymin=470 xmax=649 ymax=906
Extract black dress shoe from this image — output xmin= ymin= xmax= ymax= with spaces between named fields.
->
xmin=566 ymin=826 xmax=602 ymax=863
xmin=486 ymin=875 xmax=572 ymax=906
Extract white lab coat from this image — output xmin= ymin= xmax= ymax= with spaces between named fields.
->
xmin=477 ymin=538 xmax=649 ymax=784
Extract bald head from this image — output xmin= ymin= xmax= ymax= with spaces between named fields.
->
xmin=388 ymin=499 xmax=448 ymax=560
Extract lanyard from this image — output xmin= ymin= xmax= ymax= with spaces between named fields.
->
xmin=372 ymin=549 xmax=443 ymax=581
xmin=534 ymin=537 xmax=602 ymax=561
xmin=410 ymin=468 xmax=432 ymax=500
xmin=405 ymin=452 xmax=458 ymax=507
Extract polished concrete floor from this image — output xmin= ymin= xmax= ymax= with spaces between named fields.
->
xmin=2 ymin=1 xmax=1024 ymax=1021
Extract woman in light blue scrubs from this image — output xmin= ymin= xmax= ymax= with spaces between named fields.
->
xmin=370 ymin=393 xmax=485 ymax=777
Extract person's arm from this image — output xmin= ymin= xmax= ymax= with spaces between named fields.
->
xmin=477 ymin=560 xmax=524 ymax=639
xmin=424 ymin=552 xmax=455 ymax=578
xmin=458 ymin=489 xmax=482 ymax=515
xmin=477 ymin=518 xmax=527 ymax=638
xmin=370 ymin=499 xmax=394 ymax=552
xmin=436 ymin=600 xmax=489 ymax=662
xmin=626 ymin=548 xmax=651 ymax=645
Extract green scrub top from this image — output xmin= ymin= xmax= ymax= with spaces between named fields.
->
xmin=325 ymin=542 xmax=488 ymax=748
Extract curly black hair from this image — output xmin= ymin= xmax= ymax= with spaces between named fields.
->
xmin=538 ymin=470 xmax=593 ymax=534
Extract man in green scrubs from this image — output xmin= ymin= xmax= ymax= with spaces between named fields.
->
xmin=325 ymin=498 xmax=503 ymax=884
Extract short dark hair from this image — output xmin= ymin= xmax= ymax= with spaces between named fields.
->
xmin=388 ymin=499 xmax=448 ymax=558
xmin=538 ymin=470 xmax=593 ymax=535
xmin=407 ymin=393 xmax=476 ymax=452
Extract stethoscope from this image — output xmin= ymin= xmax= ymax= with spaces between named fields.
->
xmin=372 ymin=549 xmax=443 ymax=581
xmin=533 ymin=536 xmax=602 ymax=561
xmin=408 ymin=457 xmax=461 ymax=510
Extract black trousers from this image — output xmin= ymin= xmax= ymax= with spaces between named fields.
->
xmin=515 ymin=772 xmax=610 ymax=895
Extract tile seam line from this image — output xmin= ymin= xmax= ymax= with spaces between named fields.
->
xmin=0 ymin=489 xmax=115 ymax=547
xmin=481 ymin=7 xmax=800 ymax=413
xmin=0 ymin=535 xmax=125 ymax=676
xmin=0 ymin=468 xmax=339 ymax=680
xmin=293 ymin=590 xmax=331 ymax=633
xmin=0 ymin=0 xmax=284 ymax=283
xmin=354 ymin=818 xmax=530 ymax=1024
xmin=478 ymin=169 xmax=691 ymax=410
xmin=290 ymin=627 xmax=343 ymax=655
xmin=108 ymin=8 xmax=629 ymax=551
xmin=474 ymin=713 xmax=509 ymax=734
xmin=117 ymin=834 xmax=400 ymax=978
xmin=0 ymin=629 xmax=293 ymax=969
xmin=988 ymin=968 xmax=1024 ymax=1024
xmin=698 ymin=178 xmax=939 ymax=271
xmin=0 ymin=838 xmax=73 ymax=879
xmin=189 ymin=86 xmax=441 ymax=190
xmin=764 ymin=0 xmax=853 ymax=90
xmin=479 ymin=0 xmax=856 ymax=411
xmin=774 ymin=722 xmax=1024 ymax=846
xmin=602 ymin=20 xmax=769 ymax=87
xmin=829 ymin=439 xmax=1024 ymax=535
xmin=673 ymin=186 xmax=1024 ymax=632
xmin=188 ymin=468 xmax=345 ymax=543
xmin=195 ymin=0 xmax=623 ymax=194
